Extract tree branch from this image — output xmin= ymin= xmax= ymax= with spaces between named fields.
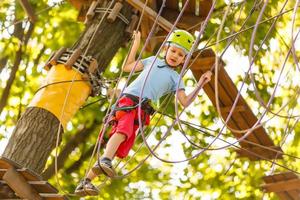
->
xmin=0 ymin=22 xmax=35 ymax=114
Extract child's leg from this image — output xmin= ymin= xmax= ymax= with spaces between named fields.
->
xmin=93 ymin=132 xmax=126 ymax=177
xmin=86 ymin=168 xmax=98 ymax=180
xmin=102 ymin=132 xmax=126 ymax=159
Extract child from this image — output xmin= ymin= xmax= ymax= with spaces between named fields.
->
xmin=75 ymin=29 xmax=212 ymax=196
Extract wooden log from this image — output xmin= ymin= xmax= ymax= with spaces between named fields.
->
xmin=0 ymin=181 xmax=16 ymax=198
xmin=182 ymin=0 xmax=196 ymax=13
xmin=192 ymin=57 xmax=281 ymax=158
xmin=85 ymin=0 xmax=99 ymax=23
xmin=0 ymin=168 xmax=42 ymax=181
xmin=190 ymin=56 xmax=225 ymax=71
xmin=163 ymin=0 xmax=213 ymax=17
xmin=3 ymin=167 xmax=42 ymax=200
xmin=107 ymin=2 xmax=123 ymax=23
xmin=262 ymin=179 xmax=300 ymax=193
xmin=220 ymin=105 xmax=246 ymax=113
xmin=164 ymin=0 xmax=178 ymax=11
xmin=40 ymin=193 xmax=67 ymax=200
xmin=88 ymin=58 xmax=98 ymax=73
xmin=27 ymin=181 xmax=58 ymax=193
xmin=236 ymin=146 xmax=283 ymax=160
xmin=161 ymin=8 xmax=205 ymax=31
xmin=44 ymin=51 xmax=56 ymax=70
xmin=65 ymin=48 xmax=82 ymax=69
xmin=263 ymin=172 xmax=298 ymax=183
xmin=0 ymin=156 xmax=21 ymax=169
xmin=204 ymin=69 xmax=263 ymax=145
xmin=217 ymin=66 xmax=275 ymax=147
xmin=139 ymin=0 xmax=160 ymax=52
xmin=49 ymin=47 xmax=67 ymax=66
xmin=18 ymin=0 xmax=37 ymax=22
xmin=275 ymin=193 xmax=290 ymax=200
xmin=126 ymin=0 xmax=174 ymax=32
xmin=198 ymin=72 xmax=250 ymax=148
xmin=125 ymin=14 xmax=139 ymax=35
xmin=0 ymin=169 xmax=5 ymax=179
xmin=287 ymin=190 xmax=300 ymax=199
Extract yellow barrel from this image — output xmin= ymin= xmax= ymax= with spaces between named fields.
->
xmin=29 ymin=64 xmax=91 ymax=129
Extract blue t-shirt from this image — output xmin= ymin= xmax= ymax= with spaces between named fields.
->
xmin=123 ymin=56 xmax=185 ymax=101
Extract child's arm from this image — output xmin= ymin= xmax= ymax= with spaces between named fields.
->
xmin=123 ymin=31 xmax=144 ymax=72
xmin=177 ymin=71 xmax=212 ymax=107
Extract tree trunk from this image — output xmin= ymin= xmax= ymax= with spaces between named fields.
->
xmin=74 ymin=2 xmax=132 ymax=72
xmin=42 ymin=123 xmax=98 ymax=179
xmin=3 ymin=2 xmax=133 ymax=174
xmin=3 ymin=107 xmax=63 ymax=173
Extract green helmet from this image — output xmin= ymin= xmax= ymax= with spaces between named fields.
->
xmin=166 ymin=29 xmax=195 ymax=54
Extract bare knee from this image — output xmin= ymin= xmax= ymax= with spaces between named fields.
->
xmin=115 ymin=132 xmax=126 ymax=141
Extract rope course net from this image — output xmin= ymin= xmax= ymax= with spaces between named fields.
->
xmin=0 ymin=0 xmax=299 ymax=199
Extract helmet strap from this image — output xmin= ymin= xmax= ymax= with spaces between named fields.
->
xmin=164 ymin=42 xmax=170 ymax=61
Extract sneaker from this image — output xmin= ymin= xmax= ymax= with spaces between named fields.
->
xmin=91 ymin=161 xmax=104 ymax=176
xmin=84 ymin=180 xmax=99 ymax=196
xmin=74 ymin=179 xmax=88 ymax=196
xmin=93 ymin=157 xmax=116 ymax=178
xmin=74 ymin=179 xmax=99 ymax=196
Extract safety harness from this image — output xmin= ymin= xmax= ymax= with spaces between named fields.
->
xmin=106 ymin=93 xmax=155 ymax=125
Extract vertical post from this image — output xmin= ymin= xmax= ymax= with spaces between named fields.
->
xmin=107 ymin=1 xmax=123 ymax=22
xmin=65 ymin=48 xmax=82 ymax=69
xmin=85 ymin=0 xmax=99 ymax=24
xmin=3 ymin=167 xmax=42 ymax=200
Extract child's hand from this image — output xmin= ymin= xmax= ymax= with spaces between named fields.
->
xmin=198 ymin=71 xmax=212 ymax=86
xmin=132 ymin=31 xmax=141 ymax=48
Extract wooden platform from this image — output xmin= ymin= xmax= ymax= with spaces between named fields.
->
xmin=68 ymin=0 xmax=213 ymax=51
xmin=262 ymin=172 xmax=300 ymax=200
xmin=132 ymin=0 xmax=213 ymax=51
xmin=190 ymin=49 xmax=283 ymax=161
xmin=0 ymin=157 xmax=67 ymax=200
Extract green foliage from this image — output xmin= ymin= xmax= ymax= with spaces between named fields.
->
xmin=0 ymin=1 xmax=299 ymax=200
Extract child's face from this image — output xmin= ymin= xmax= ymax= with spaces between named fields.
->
xmin=165 ymin=46 xmax=186 ymax=67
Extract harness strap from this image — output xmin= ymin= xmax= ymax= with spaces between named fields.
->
xmin=122 ymin=93 xmax=155 ymax=115
xmin=105 ymin=94 xmax=155 ymax=125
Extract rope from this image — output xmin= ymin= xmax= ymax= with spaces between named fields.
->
xmin=30 ymin=0 xmax=300 ymax=194
xmin=87 ymin=0 xmax=151 ymax=187
xmin=246 ymin=0 xmax=299 ymax=118
xmin=169 ymin=0 xmax=258 ymax=140
xmin=93 ymin=0 xmax=168 ymax=179
xmin=94 ymin=8 xmax=130 ymax=24
xmin=53 ymin=0 xmax=117 ymax=196
xmin=131 ymin=0 xmax=300 ymax=164
xmin=136 ymin=0 xmax=218 ymax=164
xmin=95 ymin=94 xmax=174 ymax=189
xmin=207 ymin=0 xmax=300 ymax=144
xmin=194 ymin=7 xmax=300 ymax=53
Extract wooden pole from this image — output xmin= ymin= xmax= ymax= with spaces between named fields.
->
xmin=85 ymin=0 xmax=99 ymax=24
xmin=65 ymin=48 xmax=82 ymax=69
xmin=126 ymin=0 xmax=174 ymax=31
xmin=107 ymin=2 xmax=124 ymax=22
xmin=3 ymin=167 xmax=42 ymax=200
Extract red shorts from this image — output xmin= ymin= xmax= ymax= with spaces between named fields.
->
xmin=108 ymin=96 xmax=150 ymax=158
